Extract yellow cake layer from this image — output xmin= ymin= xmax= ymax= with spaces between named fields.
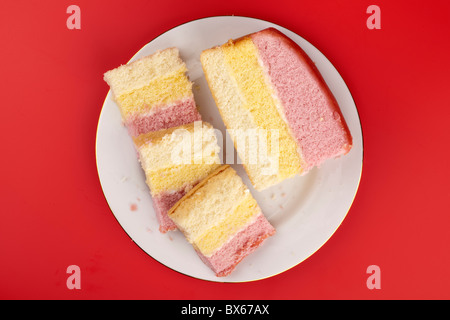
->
xmin=221 ymin=38 xmax=302 ymax=180
xmin=201 ymin=39 xmax=303 ymax=190
xmin=145 ymin=164 xmax=221 ymax=195
xmin=134 ymin=122 xmax=221 ymax=195
xmin=201 ymin=49 xmax=279 ymax=189
xmin=169 ymin=166 xmax=247 ymax=241
xmin=115 ymin=72 xmax=193 ymax=118
xmin=195 ymin=193 xmax=259 ymax=256
xmin=104 ymin=47 xmax=193 ymax=120
xmin=169 ymin=165 xmax=261 ymax=257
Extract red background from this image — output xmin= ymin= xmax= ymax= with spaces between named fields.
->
xmin=1 ymin=0 xmax=449 ymax=299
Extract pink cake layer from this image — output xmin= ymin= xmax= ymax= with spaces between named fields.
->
xmin=196 ymin=213 xmax=275 ymax=277
xmin=125 ymin=97 xmax=202 ymax=137
xmin=251 ymin=28 xmax=352 ymax=170
xmin=152 ymin=179 xmax=206 ymax=233
xmin=152 ymin=186 xmax=193 ymax=233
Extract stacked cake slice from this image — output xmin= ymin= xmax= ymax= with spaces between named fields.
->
xmin=133 ymin=121 xmax=221 ymax=233
xmin=169 ymin=165 xmax=275 ymax=277
xmin=104 ymin=47 xmax=201 ymax=137
xmin=201 ymin=28 xmax=353 ymax=190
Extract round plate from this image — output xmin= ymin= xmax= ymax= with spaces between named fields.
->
xmin=95 ymin=16 xmax=363 ymax=282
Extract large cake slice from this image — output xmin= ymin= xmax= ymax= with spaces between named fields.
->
xmin=168 ymin=165 xmax=275 ymax=277
xmin=133 ymin=121 xmax=221 ymax=233
xmin=104 ymin=47 xmax=201 ymax=137
xmin=201 ymin=28 xmax=352 ymax=190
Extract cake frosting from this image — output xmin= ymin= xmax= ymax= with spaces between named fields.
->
xmin=201 ymin=28 xmax=353 ymax=190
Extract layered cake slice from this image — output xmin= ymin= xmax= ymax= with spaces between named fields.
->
xmin=168 ymin=165 xmax=275 ymax=277
xmin=104 ymin=47 xmax=201 ymax=137
xmin=201 ymin=28 xmax=352 ymax=190
xmin=133 ymin=121 xmax=221 ymax=233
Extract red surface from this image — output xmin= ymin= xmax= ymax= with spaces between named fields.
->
xmin=1 ymin=0 xmax=450 ymax=299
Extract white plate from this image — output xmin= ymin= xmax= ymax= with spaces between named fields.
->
xmin=95 ymin=16 xmax=363 ymax=282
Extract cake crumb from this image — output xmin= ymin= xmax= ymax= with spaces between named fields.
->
xmin=130 ymin=203 xmax=138 ymax=211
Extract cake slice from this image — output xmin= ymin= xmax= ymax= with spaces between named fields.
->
xmin=201 ymin=28 xmax=352 ymax=190
xmin=168 ymin=165 xmax=275 ymax=277
xmin=133 ymin=121 xmax=221 ymax=233
xmin=104 ymin=47 xmax=201 ymax=137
